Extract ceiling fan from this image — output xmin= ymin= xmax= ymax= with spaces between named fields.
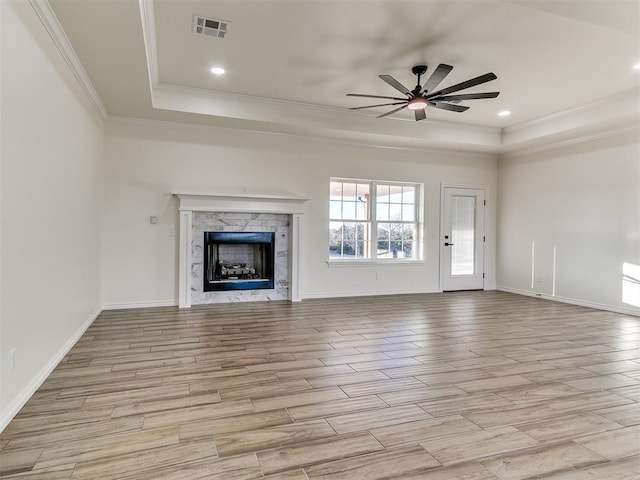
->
xmin=347 ymin=64 xmax=499 ymax=121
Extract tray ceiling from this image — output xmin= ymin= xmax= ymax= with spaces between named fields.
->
xmin=48 ymin=0 xmax=640 ymax=153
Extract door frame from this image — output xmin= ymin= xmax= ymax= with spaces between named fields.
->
xmin=439 ymin=183 xmax=488 ymax=292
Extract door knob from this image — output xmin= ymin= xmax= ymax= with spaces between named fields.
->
xmin=444 ymin=242 xmax=454 ymax=246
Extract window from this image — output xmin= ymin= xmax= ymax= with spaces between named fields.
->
xmin=329 ymin=178 xmax=421 ymax=260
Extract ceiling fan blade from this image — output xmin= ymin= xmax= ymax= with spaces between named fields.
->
xmin=414 ymin=109 xmax=427 ymax=121
xmin=349 ymin=101 xmax=407 ymax=110
xmin=379 ymin=75 xmax=412 ymax=95
xmin=421 ymin=64 xmax=453 ymax=94
xmin=428 ymin=101 xmax=470 ymax=113
xmin=430 ymin=92 xmax=500 ymax=101
xmin=376 ymin=104 xmax=408 ymax=118
xmin=425 ymin=72 xmax=497 ymax=99
xmin=347 ymin=93 xmax=408 ymax=101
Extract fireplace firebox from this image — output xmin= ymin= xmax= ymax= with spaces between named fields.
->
xmin=203 ymin=232 xmax=275 ymax=291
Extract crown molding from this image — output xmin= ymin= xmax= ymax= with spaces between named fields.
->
xmin=505 ymin=88 xmax=640 ymax=133
xmin=28 ymin=0 xmax=107 ymax=120
xmin=154 ymin=82 xmax=500 ymax=135
xmin=138 ymin=0 xmax=159 ymax=88
xmin=500 ymin=121 xmax=640 ymax=159
xmin=105 ymin=115 xmax=498 ymax=160
xmin=501 ymin=87 xmax=640 ymax=154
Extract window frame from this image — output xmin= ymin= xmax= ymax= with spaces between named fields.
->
xmin=329 ymin=177 xmax=424 ymax=264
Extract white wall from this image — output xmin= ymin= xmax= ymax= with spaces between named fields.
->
xmin=102 ymin=120 xmax=497 ymax=307
xmin=0 ymin=2 xmax=103 ymax=429
xmin=497 ymin=129 xmax=640 ymax=315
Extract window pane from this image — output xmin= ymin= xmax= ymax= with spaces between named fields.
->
xmin=327 ymin=222 xmax=369 ymax=259
xmin=356 ymin=183 xmax=370 ymax=199
xmin=376 ymin=223 xmax=390 ymax=258
xmin=330 ymin=181 xmax=343 ymax=200
xmin=329 ymin=221 xmax=344 ymax=258
xmin=451 ymin=196 xmax=475 ymax=275
xmin=389 ymin=223 xmax=404 ymax=241
xmin=341 ymin=222 xmax=357 ymax=258
xmin=389 ymin=203 xmax=402 ymax=221
xmin=342 ymin=201 xmax=356 ymax=220
xmin=390 ymin=241 xmax=402 ymax=258
xmin=330 ymin=200 xmax=342 ymax=219
xmin=402 ymin=224 xmax=416 ymax=243
xmin=403 ymin=241 xmax=414 ymax=259
xmin=402 ymin=225 xmax=416 ymax=259
xmin=388 ymin=185 xmax=403 ymax=202
xmin=342 ymin=183 xmax=357 ymax=202
xmin=402 ymin=186 xmax=415 ymax=204
xmin=377 ymin=184 xmax=389 ymax=201
xmin=345 ymin=222 xmax=368 ymax=258
xmin=376 ymin=203 xmax=389 ymax=221
xmin=402 ymin=204 xmax=415 ymax=222
xmin=351 ymin=184 xmax=369 ymax=220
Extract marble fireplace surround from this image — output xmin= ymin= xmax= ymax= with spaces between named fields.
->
xmin=175 ymin=193 xmax=308 ymax=308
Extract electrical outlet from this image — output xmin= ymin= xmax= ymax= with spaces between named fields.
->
xmin=9 ymin=348 xmax=16 ymax=371
xmin=375 ymin=272 xmax=382 ymax=280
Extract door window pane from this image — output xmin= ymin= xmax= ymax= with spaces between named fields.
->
xmin=451 ymin=196 xmax=475 ymax=275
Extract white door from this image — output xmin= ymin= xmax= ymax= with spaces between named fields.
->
xmin=442 ymin=187 xmax=485 ymax=291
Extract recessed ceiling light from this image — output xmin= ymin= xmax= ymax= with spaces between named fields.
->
xmin=498 ymin=110 xmax=511 ymax=117
xmin=210 ymin=67 xmax=225 ymax=75
xmin=633 ymin=63 xmax=640 ymax=70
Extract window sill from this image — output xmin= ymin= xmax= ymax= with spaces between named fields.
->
xmin=326 ymin=259 xmax=425 ymax=267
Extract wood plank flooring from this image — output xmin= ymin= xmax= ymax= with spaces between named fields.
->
xmin=1 ymin=291 xmax=639 ymax=479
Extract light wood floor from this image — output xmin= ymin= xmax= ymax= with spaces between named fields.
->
xmin=1 ymin=291 xmax=639 ymax=479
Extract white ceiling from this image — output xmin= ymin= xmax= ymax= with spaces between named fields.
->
xmin=49 ymin=0 xmax=640 ymax=153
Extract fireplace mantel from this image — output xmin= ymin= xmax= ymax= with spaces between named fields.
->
xmin=175 ymin=193 xmax=308 ymax=215
xmin=174 ymin=193 xmax=309 ymax=308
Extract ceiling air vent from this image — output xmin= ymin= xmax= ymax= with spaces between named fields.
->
xmin=193 ymin=15 xmax=229 ymax=39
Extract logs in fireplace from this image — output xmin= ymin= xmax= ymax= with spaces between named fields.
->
xmin=203 ymin=232 xmax=275 ymax=291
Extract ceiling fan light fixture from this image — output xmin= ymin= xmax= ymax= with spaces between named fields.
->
xmin=408 ymin=98 xmax=428 ymax=110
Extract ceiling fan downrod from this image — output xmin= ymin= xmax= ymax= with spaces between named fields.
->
xmin=411 ymin=65 xmax=428 ymax=93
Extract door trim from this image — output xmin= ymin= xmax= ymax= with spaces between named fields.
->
xmin=439 ymin=183 xmax=487 ymax=292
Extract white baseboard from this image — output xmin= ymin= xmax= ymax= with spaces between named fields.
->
xmin=102 ymin=300 xmax=178 ymax=310
xmin=0 ymin=307 xmax=101 ymax=433
xmin=303 ymin=288 xmax=441 ymax=300
xmin=496 ymin=285 xmax=640 ymax=317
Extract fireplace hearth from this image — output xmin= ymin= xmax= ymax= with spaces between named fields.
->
xmin=203 ymin=231 xmax=275 ymax=291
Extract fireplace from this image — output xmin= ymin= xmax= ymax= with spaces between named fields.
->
xmin=175 ymin=193 xmax=308 ymax=307
xmin=203 ymin=231 xmax=275 ymax=291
